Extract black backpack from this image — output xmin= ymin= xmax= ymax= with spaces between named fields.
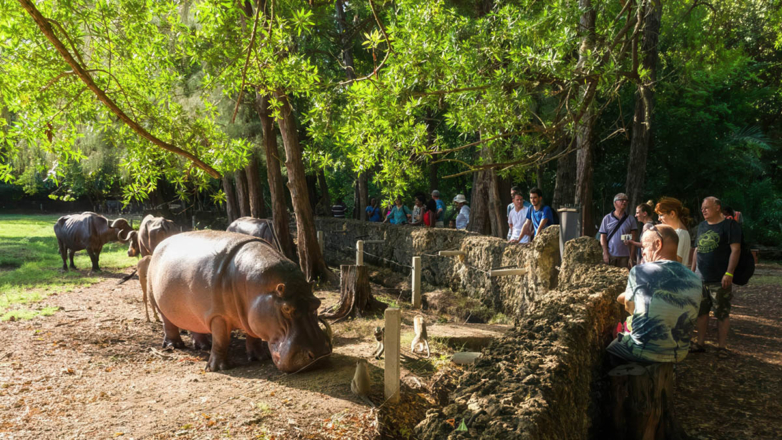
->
xmin=731 ymin=220 xmax=755 ymax=286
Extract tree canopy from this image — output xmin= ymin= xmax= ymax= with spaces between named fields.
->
xmin=1 ymin=0 xmax=780 ymax=244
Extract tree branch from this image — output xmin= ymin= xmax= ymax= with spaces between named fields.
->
xmin=18 ymin=0 xmax=221 ymax=179
xmin=231 ymin=0 xmax=264 ymax=124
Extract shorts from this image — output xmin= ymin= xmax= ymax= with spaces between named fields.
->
xmin=698 ymin=282 xmax=732 ymax=320
xmin=609 ymin=256 xmax=629 ymax=268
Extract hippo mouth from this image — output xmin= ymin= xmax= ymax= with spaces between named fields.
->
xmin=285 ymin=351 xmax=332 ymax=375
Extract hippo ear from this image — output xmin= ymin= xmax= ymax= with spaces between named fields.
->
xmin=275 ymin=283 xmax=285 ymax=297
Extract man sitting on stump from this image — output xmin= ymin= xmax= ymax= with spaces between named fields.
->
xmin=607 ymin=224 xmax=703 ymax=364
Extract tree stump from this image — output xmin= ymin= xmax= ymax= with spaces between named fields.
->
xmin=610 ymin=362 xmax=689 ymax=440
xmin=321 ymin=265 xmax=387 ymax=322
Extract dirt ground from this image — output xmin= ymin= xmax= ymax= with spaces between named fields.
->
xmin=676 ymin=262 xmax=782 ymax=440
xmin=0 ymin=266 xmax=455 ymax=439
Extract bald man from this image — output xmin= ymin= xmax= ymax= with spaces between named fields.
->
xmin=607 ymin=224 xmax=703 ymax=364
xmin=691 ymin=196 xmax=741 ymax=357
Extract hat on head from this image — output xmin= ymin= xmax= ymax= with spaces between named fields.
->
xmin=453 ymin=194 xmax=468 ymax=204
xmin=613 ymin=193 xmax=629 ymax=203
xmin=431 ymin=190 xmax=440 ymax=197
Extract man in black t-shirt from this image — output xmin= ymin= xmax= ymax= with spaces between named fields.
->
xmin=691 ymin=197 xmax=741 ymax=357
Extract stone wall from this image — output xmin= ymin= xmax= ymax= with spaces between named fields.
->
xmin=414 ymin=238 xmax=627 ymax=439
xmin=314 ymin=218 xmax=561 ymax=316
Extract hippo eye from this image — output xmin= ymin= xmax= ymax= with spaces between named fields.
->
xmin=281 ymin=304 xmax=295 ymax=317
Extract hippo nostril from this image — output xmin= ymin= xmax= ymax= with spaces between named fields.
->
xmin=307 ymin=351 xmax=315 ymax=361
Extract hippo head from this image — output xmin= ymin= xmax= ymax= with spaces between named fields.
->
xmin=249 ymin=282 xmax=332 ymax=373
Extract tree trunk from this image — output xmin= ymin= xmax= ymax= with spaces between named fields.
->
xmin=235 ymin=168 xmax=251 ymax=218
xmin=306 ymin=173 xmax=318 ymax=213
xmin=254 ymin=92 xmax=296 ymax=261
xmin=335 ymin=0 xmax=356 ymax=81
xmin=245 ymin=151 xmax=266 ymax=218
xmin=575 ymin=0 xmax=597 ymax=237
xmin=222 ymin=174 xmax=239 ymax=223
xmin=317 ymin=169 xmax=332 ymax=216
xmin=426 ymin=116 xmax=439 ymax=193
xmin=321 ymin=265 xmax=387 ymax=322
xmin=358 ymin=173 xmax=368 ymax=221
xmin=553 ymin=138 xmax=577 ymax=209
xmin=275 ymin=91 xmax=332 ymax=282
xmin=609 ymin=362 xmax=688 ymax=440
xmin=469 ymin=146 xmax=492 ymax=235
xmin=625 ymin=0 xmax=662 ymax=211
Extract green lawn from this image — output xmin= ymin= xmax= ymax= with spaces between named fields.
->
xmin=0 ymin=214 xmax=138 ymax=321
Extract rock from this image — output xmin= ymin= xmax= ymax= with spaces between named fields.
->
xmin=452 ymin=352 xmax=482 ymax=365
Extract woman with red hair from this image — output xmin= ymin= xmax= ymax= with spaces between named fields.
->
xmin=655 ymin=197 xmax=693 ymax=267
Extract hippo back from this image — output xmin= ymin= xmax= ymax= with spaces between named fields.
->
xmin=139 ymin=215 xmax=180 ymax=256
xmin=148 ymin=231 xmax=300 ymax=333
xmin=226 ymin=217 xmax=280 ymax=252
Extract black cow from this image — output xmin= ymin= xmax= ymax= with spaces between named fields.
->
xmin=54 ymin=212 xmax=133 ymax=272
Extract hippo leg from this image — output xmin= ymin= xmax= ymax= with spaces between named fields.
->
xmin=68 ymin=249 xmax=77 ymax=270
xmin=246 ymin=336 xmax=271 ymax=362
xmin=161 ymin=315 xmax=185 ymax=349
xmin=192 ymin=332 xmax=212 ymax=351
xmin=205 ymin=316 xmax=232 ymax=372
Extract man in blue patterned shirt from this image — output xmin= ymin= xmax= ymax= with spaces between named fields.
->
xmin=607 ymin=224 xmax=703 ymax=364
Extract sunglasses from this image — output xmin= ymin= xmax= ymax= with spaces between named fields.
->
xmin=648 ymin=224 xmax=664 ymax=245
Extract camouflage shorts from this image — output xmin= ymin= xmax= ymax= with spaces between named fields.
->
xmin=698 ymin=282 xmax=733 ymax=320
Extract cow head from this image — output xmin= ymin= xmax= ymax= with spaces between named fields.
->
xmin=118 ymin=230 xmax=140 ymax=257
xmin=248 ymin=281 xmax=332 ymax=373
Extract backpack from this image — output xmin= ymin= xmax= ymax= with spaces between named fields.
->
xmin=731 ymin=220 xmax=755 ymax=286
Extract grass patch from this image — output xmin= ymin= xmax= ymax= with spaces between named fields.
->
xmin=0 ymin=214 xmax=138 ymax=321
xmin=749 ymin=276 xmax=782 ymax=287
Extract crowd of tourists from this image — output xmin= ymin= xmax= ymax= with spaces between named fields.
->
xmin=334 ymin=190 xmax=471 ymax=230
xmin=603 ymin=192 xmax=747 ymax=366
xmin=332 ymin=188 xmax=746 ymax=366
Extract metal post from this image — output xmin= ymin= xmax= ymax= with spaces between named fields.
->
xmin=412 ymin=256 xmax=422 ymax=308
xmin=356 ymin=240 xmax=364 ymax=266
xmin=384 ymin=308 xmax=401 ymax=403
xmin=192 ymin=215 xmax=196 ymax=231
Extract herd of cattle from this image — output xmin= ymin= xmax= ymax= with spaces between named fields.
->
xmin=53 ymin=212 xmax=332 ymax=373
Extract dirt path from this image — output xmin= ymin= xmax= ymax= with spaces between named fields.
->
xmin=0 ymin=267 xmax=416 ymax=439
xmin=676 ymin=262 xmax=782 ymax=440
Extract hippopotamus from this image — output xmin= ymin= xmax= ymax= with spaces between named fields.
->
xmin=54 ymin=212 xmax=133 ymax=272
xmin=226 ymin=217 xmax=281 ymax=253
xmin=141 ymin=230 xmax=332 ymax=373
xmin=122 ymin=215 xmax=180 ymax=258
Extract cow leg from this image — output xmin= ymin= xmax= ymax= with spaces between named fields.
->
xmin=161 ymin=315 xmax=185 ymax=349
xmin=58 ymin=241 xmax=67 ymax=271
xmin=86 ymin=249 xmax=100 ymax=272
xmin=137 ymin=256 xmax=153 ymax=322
xmin=192 ymin=332 xmax=212 ymax=351
xmin=205 ymin=316 xmax=232 ymax=372
xmin=68 ymin=249 xmax=77 ymax=270
xmin=246 ymin=336 xmax=271 ymax=362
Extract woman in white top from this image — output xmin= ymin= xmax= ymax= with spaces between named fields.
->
xmin=453 ymin=194 xmax=470 ymax=230
xmin=655 ymin=197 xmax=692 ymax=267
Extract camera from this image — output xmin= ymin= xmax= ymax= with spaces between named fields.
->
xmin=620 ymin=234 xmax=632 ymax=241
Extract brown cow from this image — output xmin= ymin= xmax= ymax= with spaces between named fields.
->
xmin=54 ymin=212 xmax=133 ymax=272
xmin=121 ymin=215 xmax=181 ymax=322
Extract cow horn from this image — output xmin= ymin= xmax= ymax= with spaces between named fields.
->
xmin=110 ymin=218 xmax=128 ymax=229
xmin=318 ymin=316 xmax=333 ymax=346
xmin=118 ymin=230 xmax=137 ymax=242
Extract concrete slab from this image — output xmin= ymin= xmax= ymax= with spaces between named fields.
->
xmin=429 ymin=323 xmax=512 ymax=351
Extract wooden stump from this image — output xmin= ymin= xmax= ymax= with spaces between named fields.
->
xmin=610 ymin=362 xmax=689 ymax=440
xmin=321 ymin=265 xmax=387 ymax=322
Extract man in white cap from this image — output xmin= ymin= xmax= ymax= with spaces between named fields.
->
xmin=599 ymin=192 xmax=638 ymax=268
xmin=431 ymin=190 xmax=445 ymax=227
xmin=453 ymin=194 xmax=470 ymax=230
